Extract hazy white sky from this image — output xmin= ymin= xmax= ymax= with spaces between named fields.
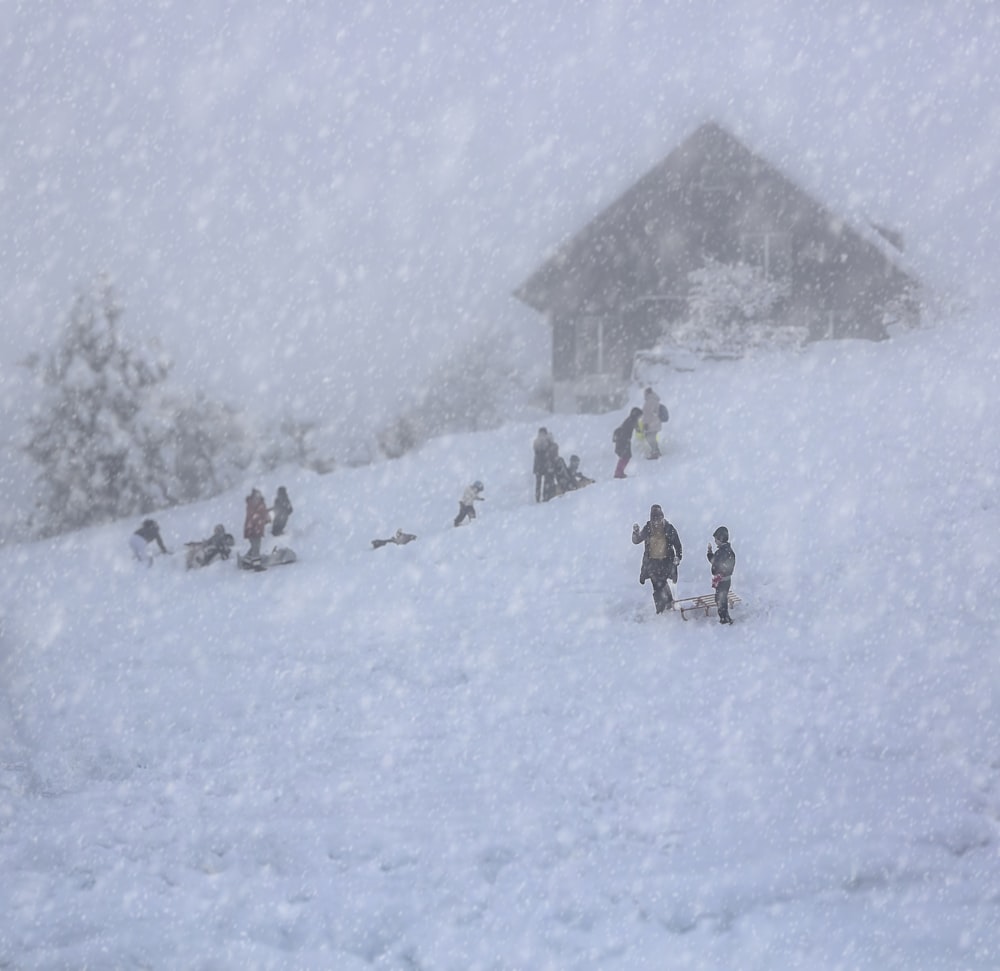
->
xmin=2 ymin=0 xmax=998 ymax=431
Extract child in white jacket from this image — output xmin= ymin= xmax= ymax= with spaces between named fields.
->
xmin=454 ymin=481 xmax=485 ymax=527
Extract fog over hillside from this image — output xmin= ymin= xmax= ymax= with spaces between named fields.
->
xmin=2 ymin=1 xmax=998 ymax=441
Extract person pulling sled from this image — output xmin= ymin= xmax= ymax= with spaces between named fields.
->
xmin=632 ymin=504 xmax=683 ymax=614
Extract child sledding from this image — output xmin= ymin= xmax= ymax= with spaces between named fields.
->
xmin=372 ymin=529 xmax=417 ymax=549
xmin=184 ymin=525 xmax=235 ymax=569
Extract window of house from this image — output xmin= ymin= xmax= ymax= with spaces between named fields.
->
xmin=576 ymin=316 xmax=613 ymax=376
xmin=740 ymin=231 xmax=792 ymax=279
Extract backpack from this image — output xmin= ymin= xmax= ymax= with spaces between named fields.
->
xmin=612 ymin=424 xmax=628 ymax=447
xmin=658 ymin=403 xmax=669 ymax=423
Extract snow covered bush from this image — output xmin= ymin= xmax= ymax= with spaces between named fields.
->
xmin=670 ymin=259 xmax=803 ymax=357
xmin=23 ymin=277 xmax=175 ymax=536
xmin=256 ymin=414 xmax=338 ymax=475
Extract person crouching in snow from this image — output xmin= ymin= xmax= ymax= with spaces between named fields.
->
xmin=707 ymin=525 xmax=736 ymax=624
xmin=130 ymin=518 xmax=171 ymax=566
xmin=632 ymin=504 xmax=683 ymax=614
xmin=454 ymin=481 xmax=485 ymax=527
xmin=244 ymin=488 xmax=270 ymax=563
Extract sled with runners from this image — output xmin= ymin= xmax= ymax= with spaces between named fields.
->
xmin=674 ymin=591 xmax=742 ymax=621
xmin=237 ymin=546 xmax=297 ymax=572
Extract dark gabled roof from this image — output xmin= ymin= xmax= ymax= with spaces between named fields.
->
xmin=514 ymin=120 xmax=915 ymax=315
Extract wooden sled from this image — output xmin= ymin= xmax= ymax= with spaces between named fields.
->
xmin=674 ymin=591 xmax=742 ymax=621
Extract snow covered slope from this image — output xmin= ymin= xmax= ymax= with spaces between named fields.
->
xmin=1 ymin=314 xmax=998 ymax=969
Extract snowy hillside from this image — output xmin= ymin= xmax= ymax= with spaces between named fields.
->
xmin=1 ymin=314 xmax=999 ymax=969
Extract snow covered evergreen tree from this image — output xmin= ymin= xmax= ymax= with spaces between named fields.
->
xmin=150 ymin=388 xmax=256 ymax=502
xmin=24 ymin=277 xmax=173 ymax=536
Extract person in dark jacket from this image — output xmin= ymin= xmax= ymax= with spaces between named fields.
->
xmin=185 ymin=524 xmax=235 ymax=569
xmin=130 ymin=518 xmax=170 ymax=566
xmin=707 ymin=525 xmax=736 ymax=624
xmin=613 ymin=407 xmax=643 ymax=479
xmin=632 ymin=504 xmax=683 ymax=613
xmin=270 ymin=486 xmax=293 ymax=537
xmin=533 ymin=428 xmax=558 ymax=502
xmin=244 ymin=488 xmax=270 ymax=563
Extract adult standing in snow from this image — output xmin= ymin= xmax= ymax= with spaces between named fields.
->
xmin=244 ymin=488 xmax=270 ymax=563
xmin=642 ymin=387 xmax=663 ymax=459
xmin=707 ymin=525 xmax=736 ymax=624
xmin=632 ymin=504 xmax=683 ymax=614
xmin=130 ymin=518 xmax=171 ymax=566
xmin=613 ymin=407 xmax=643 ymax=479
xmin=270 ymin=486 xmax=293 ymax=537
xmin=454 ymin=480 xmax=485 ymax=527
xmin=532 ymin=427 xmax=557 ymax=502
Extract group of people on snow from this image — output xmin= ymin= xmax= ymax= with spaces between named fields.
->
xmin=532 ymin=427 xmax=595 ymax=503
xmin=631 ymin=506 xmax=736 ymax=624
xmin=613 ymin=387 xmax=668 ymax=478
xmin=130 ymin=485 xmax=295 ymax=571
xmin=129 ymin=381 xmax=738 ymax=623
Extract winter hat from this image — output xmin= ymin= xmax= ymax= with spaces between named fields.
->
xmin=713 ymin=526 xmax=729 ymax=543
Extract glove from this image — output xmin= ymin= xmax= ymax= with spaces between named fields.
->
xmin=707 ymin=544 xmax=713 ymax=555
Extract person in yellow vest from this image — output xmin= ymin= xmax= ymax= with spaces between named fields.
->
xmin=632 ymin=504 xmax=683 ymax=613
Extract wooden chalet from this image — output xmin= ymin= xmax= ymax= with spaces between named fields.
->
xmin=514 ymin=121 xmax=921 ymax=412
